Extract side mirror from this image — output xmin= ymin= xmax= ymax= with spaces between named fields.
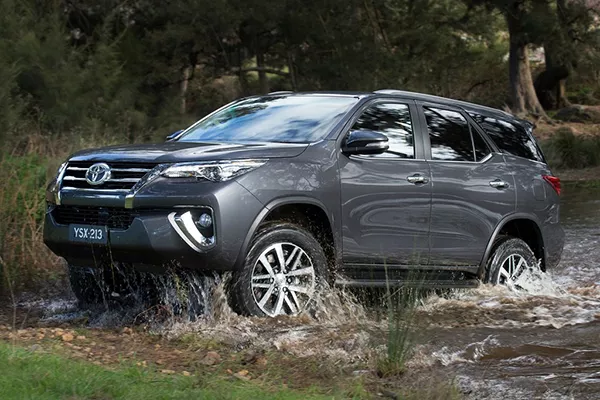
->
xmin=166 ymin=129 xmax=184 ymax=142
xmin=342 ymin=129 xmax=389 ymax=155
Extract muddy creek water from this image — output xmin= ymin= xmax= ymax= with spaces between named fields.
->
xmin=23 ymin=183 xmax=600 ymax=399
xmin=418 ymin=183 xmax=600 ymax=399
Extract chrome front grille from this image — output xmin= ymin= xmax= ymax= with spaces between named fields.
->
xmin=61 ymin=161 xmax=156 ymax=192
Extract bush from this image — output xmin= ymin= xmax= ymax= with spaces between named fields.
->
xmin=540 ymin=128 xmax=600 ymax=170
xmin=0 ymin=153 xmax=65 ymax=297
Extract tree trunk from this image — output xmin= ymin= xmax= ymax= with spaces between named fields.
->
xmin=256 ymin=49 xmax=269 ymax=94
xmin=506 ymin=7 xmax=547 ymax=118
xmin=237 ymin=48 xmax=249 ymax=96
xmin=535 ymin=45 xmax=571 ymax=110
xmin=179 ymin=66 xmax=191 ymax=115
xmin=555 ymin=80 xmax=566 ymax=108
xmin=287 ymin=50 xmax=297 ymax=91
xmin=552 ymin=0 xmax=572 ymax=109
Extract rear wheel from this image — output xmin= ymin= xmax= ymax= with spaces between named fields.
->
xmin=230 ymin=222 xmax=328 ymax=317
xmin=485 ymin=237 xmax=540 ymax=288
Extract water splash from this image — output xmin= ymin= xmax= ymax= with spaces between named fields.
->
xmin=160 ymin=281 xmax=378 ymax=362
xmin=419 ymin=265 xmax=600 ymax=329
xmin=414 ymin=335 xmax=501 ymax=367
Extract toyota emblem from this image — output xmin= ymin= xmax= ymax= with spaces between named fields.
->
xmin=85 ymin=163 xmax=112 ymax=185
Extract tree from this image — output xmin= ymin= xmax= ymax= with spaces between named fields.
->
xmin=536 ymin=0 xmax=599 ymax=109
xmin=505 ymin=1 xmax=548 ymax=116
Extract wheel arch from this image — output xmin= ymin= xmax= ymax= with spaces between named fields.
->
xmin=234 ymin=197 xmax=340 ymax=272
xmin=478 ymin=214 xmax=545 ymax=277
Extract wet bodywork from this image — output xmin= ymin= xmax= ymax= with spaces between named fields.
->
xmin=43 ymin=90 xmax=564 ymax=285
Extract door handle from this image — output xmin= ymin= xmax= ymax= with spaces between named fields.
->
xmin=407 ymin=174 xmax=428 ymax=185
xmin=489 ymin=179 xmax=508 ymax=189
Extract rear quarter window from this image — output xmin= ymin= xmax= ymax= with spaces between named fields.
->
xmin=469 ymin=113 xmax=545 ymax=163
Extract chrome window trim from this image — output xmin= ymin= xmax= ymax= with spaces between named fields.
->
xmin=427 ymin=152 xmax=494 ymax=165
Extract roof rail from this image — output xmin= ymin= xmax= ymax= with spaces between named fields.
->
xmin=267 ymin=91 xmax=294 ymax=95
xmin=374 ymin=89 xmax=404 ymax=95
xmin=374 ymin=88 xmax=511 ymax=117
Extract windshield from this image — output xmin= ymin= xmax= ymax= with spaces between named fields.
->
xmin=177 ymin=95 xmax=358 ymax=143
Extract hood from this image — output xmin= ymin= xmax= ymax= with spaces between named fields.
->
xmin=69 ymin=141 xmax=309 ymax=163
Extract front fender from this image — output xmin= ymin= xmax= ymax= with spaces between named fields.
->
xmin=233 ymin=196 xmax=340 ymax=270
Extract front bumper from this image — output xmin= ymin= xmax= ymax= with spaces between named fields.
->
xmin=43 ymin=180 xmax=264 ymax=271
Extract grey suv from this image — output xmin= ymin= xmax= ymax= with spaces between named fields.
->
xmin=44 ymin=90 xmax=564 ymax=317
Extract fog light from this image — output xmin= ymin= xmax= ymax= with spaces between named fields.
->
xmin=197 ymin=213 xmax=212 ymax=228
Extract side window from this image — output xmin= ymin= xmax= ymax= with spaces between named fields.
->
xmin=424 ymin=107 xmax=473 ymax=161
xmin=472 ymin=128 xmax=491 ymax=161
xmin=469 ymin=113 xmax=545 ymax=162
xmin=351 ymin=103 xmax=414 ymax=158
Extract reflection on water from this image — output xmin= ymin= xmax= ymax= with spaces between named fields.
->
xmin=560 ymin=182 xmax=600 ymax=227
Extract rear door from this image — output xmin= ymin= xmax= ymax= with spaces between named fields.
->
xmin=419 ymin=102 xmax=516 ymax=267
xmin=339 ymin=99 xmax=432 ymax=266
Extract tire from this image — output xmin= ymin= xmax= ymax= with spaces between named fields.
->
xmin=230 ymin=222 xmax=329 ymax=317
xmin=485 ymin=237 xmax=539 ymax=287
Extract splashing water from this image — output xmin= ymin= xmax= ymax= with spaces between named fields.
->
xmin=158 ymin=279 xmax=381 ymax=362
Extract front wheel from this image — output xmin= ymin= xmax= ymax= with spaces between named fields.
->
xmin=485 ymin=237 xmax=540 ymax=289
xmin=230 ymin=222 xmax=329 ymax=317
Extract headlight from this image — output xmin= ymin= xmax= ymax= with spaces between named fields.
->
xmin=161 ymin=160 xmax=266 ymax=182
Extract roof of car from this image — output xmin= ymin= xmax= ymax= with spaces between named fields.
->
xmin=269 ymin=90 xmax=526 ymax=127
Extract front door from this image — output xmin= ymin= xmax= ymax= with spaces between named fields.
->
xmin=419 ymin=103 xmax=516 ymax=267
xmin=340 ymin=100 xmax=432 ymax=266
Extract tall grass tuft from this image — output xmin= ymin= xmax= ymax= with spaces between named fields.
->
xmin=0 ymin=153 xmax=64 ymax=296
xmin=376 ymin=269 xmax=426 ymax=377
xmin=540 ymin=128 xmax=600 ymax=170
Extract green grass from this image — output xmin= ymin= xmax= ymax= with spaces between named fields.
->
xmin=539 ymin=128 xmax=600 ymax=170
xmin=563 ymin=179 xmax=600 ymax=188
xmin=0 ymin=342 xmax=333 ymax=400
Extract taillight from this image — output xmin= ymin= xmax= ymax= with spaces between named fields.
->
xmin=543 ymin=175 xmax=561 ymax=196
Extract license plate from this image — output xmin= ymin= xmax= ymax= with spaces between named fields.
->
xmin=69 ymin=224 xmax=108 ymax=244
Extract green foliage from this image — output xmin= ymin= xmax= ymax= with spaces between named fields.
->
xmin=540 ymin=128 xmax=600 ymax=169
xmin=0 ymin=343 xmax=330 ymax=399
xmin=0 ymin=154 xmax=47 ymax=222
xmin=0 ymin=153 xmax=63 ymax=295
xmin=0 ymin=0 xmax=598 ymax=145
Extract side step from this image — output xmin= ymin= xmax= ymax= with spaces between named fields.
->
xmin=334 ymin=278 xmax=480 ymax=289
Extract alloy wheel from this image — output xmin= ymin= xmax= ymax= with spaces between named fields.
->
xmin=495 ymin=253 xmax=530 ymax=287
xmin=250 ymin=242 xmax=316 ymax=317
